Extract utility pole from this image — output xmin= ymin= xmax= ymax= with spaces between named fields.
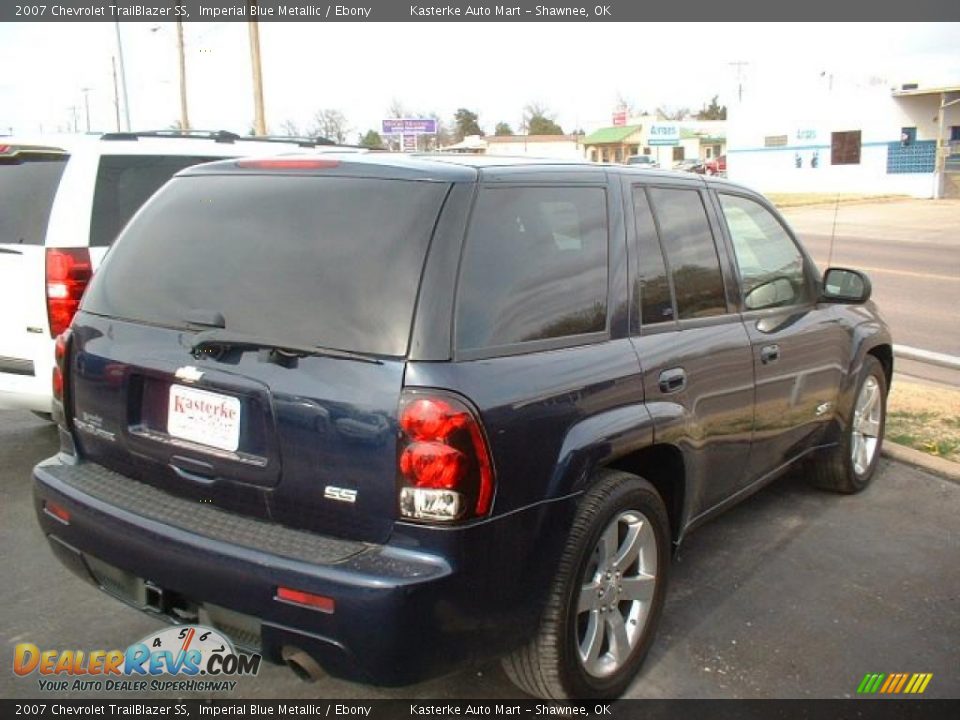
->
xmin=176 ymin=20 xmax=190 ymax=131
xmin=114 ymin=22 xmax=132 ymax=130
xmin=935 ymin=92 xmax=960 ymax=199
xmin=111 ymin=56 xmax=121 ymax=131
xmin=247 ymin=1 xmax=267 ymax=136
xmin=729 ymin=61 xmax=749 ymax=103
xmin=81 ymin=88 xmax=91 ymax=132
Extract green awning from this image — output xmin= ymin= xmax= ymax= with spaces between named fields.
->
xmin=583 ymin=125 xmax=642 ymax=145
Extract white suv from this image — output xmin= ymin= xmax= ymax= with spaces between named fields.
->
xmin=0 ymin=131 xmax=355 ymax=414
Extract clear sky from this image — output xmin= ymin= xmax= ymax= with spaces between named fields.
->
xmin=1 ymin=22 xmax=958 ymax=138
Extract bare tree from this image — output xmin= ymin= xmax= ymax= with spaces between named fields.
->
xmin=655 ymin=106 xmax=690 ymax=121
xmin=307 ymin=109 xmax=350 ymax=144
xmin=278 ymin=119 xmax=303 ymax=137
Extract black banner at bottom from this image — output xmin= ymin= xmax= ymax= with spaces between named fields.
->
xmin=2 ymin=699 xmax=959 ymax=720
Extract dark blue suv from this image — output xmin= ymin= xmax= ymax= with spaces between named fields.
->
xmin=33 ymin=154 xmax=892 ymax=698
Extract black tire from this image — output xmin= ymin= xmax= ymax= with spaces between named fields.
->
xmin=502 ymin=470 xmax=670 ymax=699
xmin=808 ymin=355 xmax=887 ymax=493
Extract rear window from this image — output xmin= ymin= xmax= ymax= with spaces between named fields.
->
xmin=90 ymin=155 xmax=222 ymax=247
xmin=82 ymin=175 xmax=449 ymax=357
xmin=455 ymin=186 xmax=608 ymax=352
xmin=0 ymin=154 xmax=67 ymax=245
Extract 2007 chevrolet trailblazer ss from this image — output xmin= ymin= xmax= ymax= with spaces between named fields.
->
xmin=34 ymin=154 xmax=891 ymax=698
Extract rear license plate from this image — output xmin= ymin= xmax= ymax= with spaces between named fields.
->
xmin=167 ymin=384 xmax=241 ymax=452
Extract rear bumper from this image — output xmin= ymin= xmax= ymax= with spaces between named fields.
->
xmin=33 ymin=456 xmax=574 ymax=684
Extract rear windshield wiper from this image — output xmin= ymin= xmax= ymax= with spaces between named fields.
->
xmin=188 ymin=329 xmax=383 ymax=365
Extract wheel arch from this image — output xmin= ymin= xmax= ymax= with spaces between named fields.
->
xmin=604 ymin=444 xmax=686 ymax=546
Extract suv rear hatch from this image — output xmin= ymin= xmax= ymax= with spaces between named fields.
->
xmin=0 ymin=145 xmax=68 ymax=375
xmin=70 ymin=167 xmax=452 ymax=543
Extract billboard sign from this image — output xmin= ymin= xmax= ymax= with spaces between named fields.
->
xmin=382 ymin=118 xmax=438 ymax=135
xmin=612 ymin=110 xmax=627 ymax=126
xmin=649 ymin=123 xmax=680 ymax=146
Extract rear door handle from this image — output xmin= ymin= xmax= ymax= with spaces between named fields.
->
xmin=760 ymin=344 xmax=781 ymax=364
xmin=658 ymin=368 xmax=687 ymax=394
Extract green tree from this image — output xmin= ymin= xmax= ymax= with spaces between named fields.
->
xmin=453 ymin=108 xmax=483 ymax=141
xmin=523 ymin=102 xmax=563 ymax=135
xmin=359 ymin=130 xmax=384 ymax=149
xmin=695 ymin=95 xmax=727 ymax=120
xmin=494 ymin=122 xmax=513 ymax=136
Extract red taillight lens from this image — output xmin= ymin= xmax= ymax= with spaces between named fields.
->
xmin=397 ymin=391 xmax=494 ymax=522
xmin=52 ymin=329 xmax=71 ymax=402
xmin=276 ymin=587 xmax=335 ymax=613
xmin=46 ymin=248 xmax=92 ymax=337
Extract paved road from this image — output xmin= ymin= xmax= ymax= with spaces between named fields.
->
xmin=781 ymin=199 xmax=960 ymax=369
xmin=2 ymin=409 xmax=958 ymax=700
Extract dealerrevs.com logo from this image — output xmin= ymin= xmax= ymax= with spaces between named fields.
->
xmin=14 ymin=625 xmax=261 ymax=693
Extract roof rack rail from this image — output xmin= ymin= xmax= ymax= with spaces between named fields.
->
xmin=99 ymin=130 xmax=341 ymax=148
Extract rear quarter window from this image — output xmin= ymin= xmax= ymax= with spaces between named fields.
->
xmin=455 ymin=186 xmax=609 ymax=352
xmin=89 ymin=154 xmax=222 ymax=247
xmin=0 ymin=154 xmax=67 ymax=246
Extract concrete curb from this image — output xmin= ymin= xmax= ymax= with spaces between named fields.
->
xmin=882 ymin=441 xmax=960 ymax=483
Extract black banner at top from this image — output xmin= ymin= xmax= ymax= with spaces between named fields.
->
xmin=3 ymin=0 xmax=959 ymax=22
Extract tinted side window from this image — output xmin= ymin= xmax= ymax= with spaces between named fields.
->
xmin=90 ymin=155 xmax=221 ymax=247
xmin=647 ymin=188 xmax=727 ymax=319
xmin=719 ymin=194 xmax=811 ymax=310
xmin=631 ymin=187 xmax=673 ymax=327
xmin=0 ymin=155 xmax=67 ymax=245
xmin=456 ymin=186 xmax=608 ymax=351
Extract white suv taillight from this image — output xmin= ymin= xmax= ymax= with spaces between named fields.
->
xmin=397 ymin=390 xmax=495 ymax=523
xmin=46 ymin=248 xmax=92 ymax=338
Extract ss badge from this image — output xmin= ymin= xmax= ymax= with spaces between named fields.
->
xmin=324 ymin=486 xmax=358 ymax=504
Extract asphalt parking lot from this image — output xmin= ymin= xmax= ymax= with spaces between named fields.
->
xmin=1 ymin=408 xmax=958 ymax=700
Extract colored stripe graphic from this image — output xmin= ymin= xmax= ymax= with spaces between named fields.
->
xmin=859 ymin=672 xmax=932 ymax=694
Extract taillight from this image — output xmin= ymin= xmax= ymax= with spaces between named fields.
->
xmin=46 ymin=248 xmax=92 ymax=337
xmin=397 ymin=390 xmax=495 ymax=523
xmin=52 ymin=329 xmax=71 ymax=404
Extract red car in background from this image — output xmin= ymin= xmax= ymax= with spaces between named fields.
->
xmin=705 ymin=154 xmax=727 ymax=176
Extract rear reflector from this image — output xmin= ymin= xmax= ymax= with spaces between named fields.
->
xmin=46 ymin=248 xmax=92 ymax=337
xmin=236 ymin=158 xmax=340 ymax=170
xmin=275 ymin=587 xmax=335 ymax=613
xmin=43 ymin=501 xmax=70 ymax=524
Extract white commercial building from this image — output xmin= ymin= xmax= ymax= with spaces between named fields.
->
xmin=727 ymin=80 xmax=960 ymax=198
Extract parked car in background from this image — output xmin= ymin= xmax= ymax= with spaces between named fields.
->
xmin=35 ymin=155 xmax=891 ymax=700
xmin=672 ymin=158 xmax=703 ymax=173
xmin=626 ymin=154 xmax=659 ymax=168
xmin=0 ymin=131 xmax=354 ymax=416
xmin=704 ymin=153 xmax=727 ymax=175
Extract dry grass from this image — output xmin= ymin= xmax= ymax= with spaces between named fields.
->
xmin=886 ymin=380 xmax=960 ymax=463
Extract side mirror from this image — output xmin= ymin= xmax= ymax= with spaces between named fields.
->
xmin=821 ymin=267 xmax=872 ymax=304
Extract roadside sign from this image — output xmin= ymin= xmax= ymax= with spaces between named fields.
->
xmin=382 ymin=118 xmax=438 ymax=135
xmin=402 ymin=134 xmax=417 ymax=152
xmin=612 ymin=110 xmax=627 ymax=126
xmin=649 ymin=123 xmax=680 ymax=146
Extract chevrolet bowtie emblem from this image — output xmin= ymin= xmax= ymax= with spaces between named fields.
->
xmin=175 ymin=366 xmax=204 ymax=383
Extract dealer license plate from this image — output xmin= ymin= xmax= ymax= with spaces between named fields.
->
xmin=167 ymin=384 xmax=241 ymax=452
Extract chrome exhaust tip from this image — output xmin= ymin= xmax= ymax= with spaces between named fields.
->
xmin=281 ymin=646 xmax=326 ymax=682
